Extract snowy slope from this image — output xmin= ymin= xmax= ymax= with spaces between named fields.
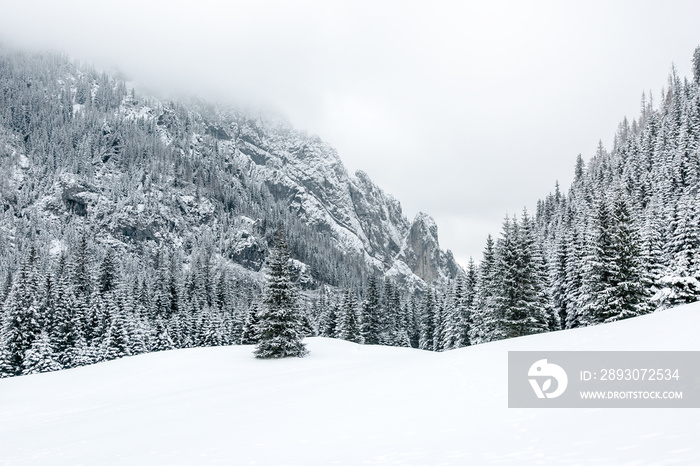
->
xmin=1 ymin=304 xmax=699 ymax=465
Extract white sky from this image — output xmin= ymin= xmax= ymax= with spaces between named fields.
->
xmin=1 ymin=0 xmax=700 ymax=266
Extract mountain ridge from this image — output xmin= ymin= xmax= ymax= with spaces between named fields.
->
xmin=0 ymin=48 xmax=462 ymax=290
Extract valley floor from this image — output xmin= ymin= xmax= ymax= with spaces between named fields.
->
xmin=1 ymin=304 xmax=699 ymax=465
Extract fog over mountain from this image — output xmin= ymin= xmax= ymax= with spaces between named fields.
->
xmin=3 ymin=0 xmax=700 ymax=264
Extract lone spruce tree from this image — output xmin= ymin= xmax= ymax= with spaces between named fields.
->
xmin=255 ymin=225 xmax=307 ymax=358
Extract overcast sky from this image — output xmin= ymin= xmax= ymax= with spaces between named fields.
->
xmin=2 ymin=0 xmax=700 ymax=266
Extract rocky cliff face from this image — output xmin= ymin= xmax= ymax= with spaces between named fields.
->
xmin=221 ymin=112 xmax=409 ymax=269
xmin=390 ymin=213 xmax=462 ymax=285
xmin=192 ymin=106 xmax=463 ymax=285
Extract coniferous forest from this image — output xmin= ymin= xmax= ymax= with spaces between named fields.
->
xmin=2 ymin=46 xmax=700 ymax=375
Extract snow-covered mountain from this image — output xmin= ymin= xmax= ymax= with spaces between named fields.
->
xmin=183 ymin=105 xmax=456 ymax=280
xmin=0 ymin=49 xmax=461 ymax=290
xmin=1 ymin=303 xmax=697 ymax=465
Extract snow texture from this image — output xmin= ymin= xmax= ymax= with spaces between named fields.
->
xmin=1 ymin=304 xmax=699 ymax=465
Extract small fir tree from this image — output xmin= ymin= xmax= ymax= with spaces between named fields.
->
xmin=255 ymin=225 xmax=307 ymax=358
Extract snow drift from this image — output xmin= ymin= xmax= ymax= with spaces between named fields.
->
xmin=1 ymin=304 xmax=699 ymax=465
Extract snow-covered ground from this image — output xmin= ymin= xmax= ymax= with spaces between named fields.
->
xmin=1 ymin=304 xmax=699 ymax=465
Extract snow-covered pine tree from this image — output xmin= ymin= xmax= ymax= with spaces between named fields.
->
xmin=22 ymin=331 xmax=62 ymax=375
xmin=166 ymin=310 xmax=185 ymax=348
xmin=214 ymin=270 xmax=230 ymax=312
xmin=581 ymin=193 xmax=651 ymax=323
xmin=151 ymin=249 xmax=173 ymax=321
xmin=226 ymin=300 xmax=246 ymax=346
xmin=418 ymin=290 xmax=436 ymax=350
xmin=310 ymin=285 xmax=327 ymax=328
xmin=121 ymin=289 xmax=148 ymax=355
xmin=165 ymin=253 xmax=182 ymax=319
xmin=84 ymin=289 xmax=107 ymax=345
xmin=53 ymin=274 xmax=85 ymax=368
xmin=522 ymin=212 xmax=558 ymax=332
xmin=152 ymin=318 xmax=175 ymax=351
xmin=578 ymin=196 xmax=615 ymax=325
xmin=380 ymin=280 xmax=400 ymax=345
xmin=37 ymin=272 xmax=55 ymax=333
xmin=432 ymin=294 xmax=445 ymax=351
xmin=98 ymin=248 xmax=119 ymax=294
xmin=491 ymin=217 xmax=518 ymax=340
xmin=360 ymin=275 xmax=382 ymax=345
xmin=463 ymin=258 xmax=477 ymax=342
xmin=550 ymin=218 xmax=570 ymax=326
xmin=101 ymin=294 xmax=132 ymax=360
xmin=406 ymin=296 xmax=420 ymax=348
xmin=1 ymin=256 xmax=41 ymax=375
xmin=490 ymin=213 xmax=549 ymax=340
xmin=241 ymin=302 xmax=262 ymax=344
xmin=337 ymin=289 xmax=362 ymax=343
xmin=441 ymin=287 xmax=458 ymax=350
xmin=0 ymin=345 xmax=14 ymax=378
xmin=255 ymin=225 xmax=307 ymax=358
xmin=71 ymin=231 xmax=93 ymax=301
xmin=221 ymin=310 xmax=236 ymax=346
xmin=299 ymin=306 xmax=317 ymax=337
xmin=191 ymin=304 xmax=209 ymax=347
xmin=1 ymin=273 xmax=12 ymax=306
xmin=442 ymin=274 xmax=471 ymax=350
xmin=202 ymin=310 xmax=224 ymax=347
xmin=318 ymin=297 xmax=338 ymax=338
xmin=640 ymin=194 xmax=669 ymax=286
xmin=668 ymin=191 xmax=700 ymax=278
xmin=135 ymin=276 xmax=151 ymax=320
xmin=564 ymin=222 xmax=586 ymax=328
xmin=606 ymin=194 xmax=652 ymax=321
xmin=199 ymin=253 xmax=215 ymax=309
xmin=395 ymin=328 xmax=411 ymax=348
xmin=471 ymin=235 xmax=498 ymax=344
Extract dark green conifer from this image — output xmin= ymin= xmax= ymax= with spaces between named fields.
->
xmin=255 ymin=225 xmax=307 ymax=358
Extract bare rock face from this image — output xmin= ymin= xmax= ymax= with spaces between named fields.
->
xmin=225 ymin=218 xmax=268 ymax=271
xmin=60 ymin=176 xmax=98 ymax=216
xmin=404 ymin=213 xmax=441 ymax=283
xmin=222 ymin=114 xmax=463 ymax=286
xmin=349 ymin=170 xmax=407 ymax=267
xmin=145 ymin=104 xmax=466 ymax=286
xmin=393 ymin=212 xmax=462 ymax=284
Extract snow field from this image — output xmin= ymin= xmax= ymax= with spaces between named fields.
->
xmin=1 ymin=303 xmax=700 ymax=465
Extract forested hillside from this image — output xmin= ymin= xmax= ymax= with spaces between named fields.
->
xmin=470 ymin=47 xmax=700 ymax=343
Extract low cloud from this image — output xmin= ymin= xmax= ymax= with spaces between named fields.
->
xmin=2 ymin=0 xmax=699 ymax=261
